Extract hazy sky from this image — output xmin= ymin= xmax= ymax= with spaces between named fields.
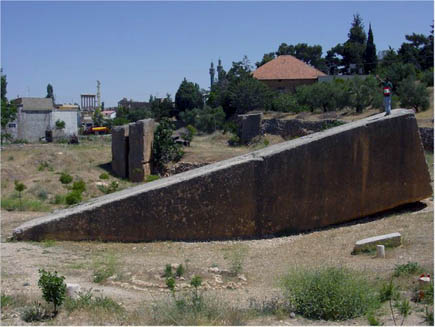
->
xmin=1 ymin=1 xmax=433 ymax=107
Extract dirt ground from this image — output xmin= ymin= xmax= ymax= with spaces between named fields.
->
xmin=0 ymin=109 xmax=433 ymax=325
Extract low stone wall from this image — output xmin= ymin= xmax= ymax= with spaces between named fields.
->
xmin=419 ymin=127 xmax=433 ymax=152
xmin=261 ymin=118 xmax=345 ymax=138
xmin=13 ymin=109 xmax=432 ymax=242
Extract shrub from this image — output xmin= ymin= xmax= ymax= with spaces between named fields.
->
xmin=179 ymin=106 xmax=226 ymax=134
xmin=1 ymin=294 xmax=13 ymax=307
xmin=97 ymin=181 xmax=118 ymax=194
xmin=228 ymin=134 xmax=241 ymax=147
xmin=393 ymin=261 xmax=423 ymax=277
xmin=21 ymin=302 xmax=50 ymax=322
xmin=282 ymin=266 xmax=379 ymax=321
xmin=225 ymin=245 xmax=247 ymax=276
xmin=419 ymin=68 xmax=434 ymax=87
xmin=53 ymin=194 xmax=66 ymax=205
xmin=175 ymin=264 xmax=185 ymax=277
xmin=59 ymin=172 xmax=73 ymax=184
xmin=65 ymin=190 xmax=82 ymax=205
xmin=72 ymin=180 xmax=86 ymax=193
xmin=99 ymin=172 xmax=109 ymax=180
xmin=38 ymin=269 xmax=67 ymax=313
xmin=163 ymin=264 xmax=173 ymax=278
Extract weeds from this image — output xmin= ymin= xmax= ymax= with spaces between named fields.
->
xmin=282 ymin=266 xmax=379 ymax=321
xmin=248 ymin=296 xmax=289 ymax=318
xmin=224 ymin=245 xmax=247 ymax=276
xmin=1 ymin=294 xmax=14 ymax=307
xmin=146 ymin=174 xmax=160 ymax=183
xmin=92 ymin=253 xmax=118 ymax=283
xmin=1 ymin=196 xmax=50 ymax=211
xmin=38 ymin=161 xmax=53 ymax=172
xmin=97 ymin=181 xmax=119 ymax=194
xmin=424 ymin=306 xmax=434 ymax=325
xmin=52 ymin=194 xmax=66 ymax=205
xmin=21 ymin=302 xmax=51 ymax=322
xmin=393 ymin=262 xmax=423 ymax=277
xmin=99 ymin=172 xmax=109 ymax=180
xmin=42 ymin=239 xmax=56 ymax=248
xmin=72 ymin=180 xmax=86 ymax=193
xmin=175 ymin=264 xmax=185 ymax=277
xmin=64 ymin=289 xmax=124 ymax=314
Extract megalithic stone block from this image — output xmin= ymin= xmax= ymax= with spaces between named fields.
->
xmin=128 ymin=119 xmax=155 ymax=182
xmin=12 ymin=109 xmax=432 ymax=242
xmin=238 ymin=113 xmax=262 ymax=144
xmin=111 ymin=125 xmax=129 ymax=178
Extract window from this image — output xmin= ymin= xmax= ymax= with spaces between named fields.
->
xmin=8 ymin=123 xmax=16 ymax=128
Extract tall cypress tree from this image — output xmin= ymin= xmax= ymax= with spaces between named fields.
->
xmin=46 ymin=84 xmax=54 ymax=100
xmin=363 ymin=24 xmax=378 ymax=74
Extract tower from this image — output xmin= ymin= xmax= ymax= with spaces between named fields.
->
xmin=96 ymin=80 xmax=101 ymax=110
xmin=217 ymin=59 xmax=224 ymax=82
xmin=209 ymin=62 xmax=215 ymax=88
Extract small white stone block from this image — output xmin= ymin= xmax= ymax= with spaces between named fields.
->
xmin=376 ymin=245 xmax=385 ymax=258
xmin=353 ymin=232 xmax=401 ymax=254
xmin=66 ymin=283 xmax=81 ymax=299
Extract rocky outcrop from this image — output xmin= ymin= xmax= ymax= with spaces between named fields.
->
xmin=13 ymin=109 xmax=432 ymax=242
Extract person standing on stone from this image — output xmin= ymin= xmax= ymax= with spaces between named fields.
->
xmin=376 ymin=75 xmax=393 ymax=116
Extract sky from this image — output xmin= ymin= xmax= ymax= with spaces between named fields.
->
xmin=1 ymin=1 xmax=434 ymax=107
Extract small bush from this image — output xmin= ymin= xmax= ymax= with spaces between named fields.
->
xmin=37 ymin=161 xmax=52 ymax=171
xmin=228 ymin=134 xmax=241 ymax=146
xmin=72 ymin=180 xmax=86 ymax=193
xmin=393 ymin=262 xmax=423 ymax=277
xmin=59 ymin=172 xmax=73 ymax=184
xmin=53 ymin=194 xmax=66 ymax=205
xmin=38 ymin=269 xmax=67 ymax=313
xmin=99 ymin=173 xmax=109 ymax=180
xmin=65 ymin=190 xmax=82 ymax=205
xmin=163 ymin=264 xmax=173 ymax=278
xmin=282 ymin=266 xmax=379 ymax=321
xmin=37 ymin=189 xmax=48 ymax=201
xmin=55 ymin=119 xmax=65 ymax=130
xmin=225 ymin=245 xmax=247 ymax=276
xmin=97 ymin=181 xmax=118 ymax=194
xmin=175 ymin=264 xmax=185 ymax=278
xmin=21 ymin=302 xmax=50 ymax=322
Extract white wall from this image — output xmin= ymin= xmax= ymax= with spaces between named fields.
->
xmin=52 ymin=110 xmax=79 ymax=136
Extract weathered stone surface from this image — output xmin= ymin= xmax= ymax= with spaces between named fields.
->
xmin=419 ymin=127 xmax=433 ymax=152
xmin=238 ymin=113 xmax=262 ymax=144
xmin=353 ymin=232 xmax=402 ymax=254
xmin=111 ymin=125 xmax=129 ymax=178
xmin=12 ymin=109 xmax=432 ymax=242
xmin=128 ymin=119 xmax=155 ymax=182
xmin=66 ymin=283 xmax=81 ymax=299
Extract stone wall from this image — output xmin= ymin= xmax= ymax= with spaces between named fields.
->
xmin=112 ymin=125 xmax=129 ymax=179
xmin=238 ymin=113 xmax=262 ymax=144
xmin=13 ymin=109 xmax=432 ymax=242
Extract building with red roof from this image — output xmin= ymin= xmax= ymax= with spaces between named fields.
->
xmin=253 ymin=55 xmax=327 ymax=92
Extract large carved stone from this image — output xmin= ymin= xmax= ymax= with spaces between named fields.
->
xmin=13 ymin=109 xmax=432 ymax=242
xmin=111 ymin=125 xmax=129 ymax=178
xmin=128 ymin=119 xmax=155 ymax=182
xmin=238 ymin=113 xmax=262 ymax=144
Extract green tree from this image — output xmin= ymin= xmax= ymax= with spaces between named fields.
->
xmin=348 ymin=76 xmax=378 ymax=113
xmin=342 ymin=14 xmax=367 ymax=73
xmin=38 ymin=269 xmax=66 ymax=314
xmin=152 ymin=118 xmax=183 ymax=173
xmin=175 ymin=78 xmax=204 ymax=116
xmin=255 ymin=52 xmax=276 ymax=68
xmin=14 ymin=180 xmax=26 ymax=209
xmin=46 ymin=84 xmax=54 ymax=100
xmin=274 ymin=43 xmax=327 ymax=72
xmin=150 ymin=94 xmax=174 ymax=120
xmin=1 ymin=72 xmax=17 ymax=139
xmin=397 ymin=77 xmax=430 ymax=112
xmin=363 ymin=24 xmax=377 ymax=74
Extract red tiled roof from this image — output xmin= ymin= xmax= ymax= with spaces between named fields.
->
xmin=253 ymin=55 xmax=327 ymax=80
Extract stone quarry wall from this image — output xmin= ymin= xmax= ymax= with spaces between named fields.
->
xmin=13 ymin=109 xmax=432 ymax=242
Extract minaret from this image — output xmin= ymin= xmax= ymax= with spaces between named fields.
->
xmin=96 ymin=80 xmax=101 ymax=110
xmin=209 ymin=62 xmax=215 ymax=88
xmin=217 ymin=59 xmax=223 ymax=82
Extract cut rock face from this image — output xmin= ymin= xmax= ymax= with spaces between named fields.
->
xmin=13 ymin=109 xmax=433 ymax=242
